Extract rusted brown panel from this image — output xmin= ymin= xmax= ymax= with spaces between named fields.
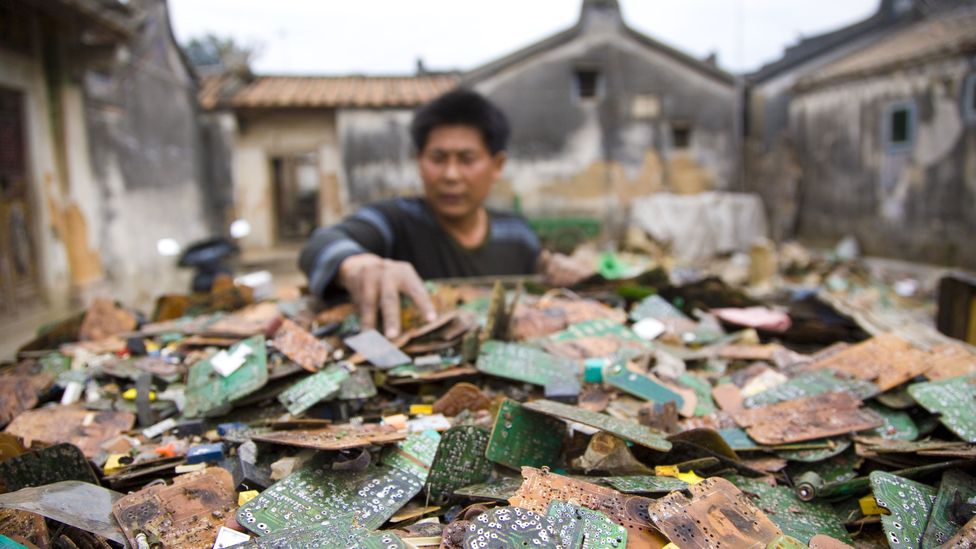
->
xmin=808 ymin=535 xmax=856 ymax=549
xmin=710 ymin=343 xmax=784 ymax=361
xmin=4 ymin=406 xmax=135 ymax=458
xmin=113 ymin=467 xmax=236 ymax=549
xmin=272 ymin=318 xmax=331 ymax=372
xmin=0 ymin=508 xmax=49 ymax=547
xmin=807 ymin=333 xmax=930 ymax=391
xmin=78 ymin=298 xmax=137 ymax=341
xmin=647 ymin=477 xmax=781 ymax=548
xmin=509 ymin=466 xmax=667 ymax=549
xmin=252 ymin=423 xmax=405 ymax=451
xmin=431 ymin=383 xmax=491 ymax=417
xmin=939 ymin=515 xmax=976 ymax=548
xmin=511 ymin=297 xmax=627 ymax=340
xmin=733 ymin=392 xmax=882 ymax=445
xmin=925 ymin=343 xmax=976 ymax=381
xmin=205 ymin=302 xmax=282 ymax=337
xmin=0 ymin=376 xmax=37 ymax=427
xmin=387 ymin=366 xmax=479 ymax=386
xmin=711 ymin=383 xmax=744 ymax=413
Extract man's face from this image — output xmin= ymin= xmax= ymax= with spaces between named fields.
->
xmin=418 ymin=125 xmax=506 ymax=221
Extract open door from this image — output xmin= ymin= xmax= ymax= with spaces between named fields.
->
xmin=271 ymin=152 xmax=320 ymax=243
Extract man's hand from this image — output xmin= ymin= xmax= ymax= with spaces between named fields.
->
xmin=538 ymin=250 xmax=594 ymax=288
xmin=337 ymin=254 xmax=437 ymax=338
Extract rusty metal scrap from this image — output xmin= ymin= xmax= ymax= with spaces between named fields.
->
xmin=807 ymin=333 xmax=931 ymax=391
xmin=0 ymin=376 xmax=38 ymax=427
xmin=733 ymin=392 xmax=883 ymax=445
xmin=252 ymin=423 xmax=406 ymax=451
xmin=431 ymin=382 xmax=491 ymax=416
xmin=509 ymin=466 xmax=668 ymax=548
xmin=648 ymin=477 xmax=782 ymax=548
xmin=272 ymin=318 xmax=331 ymax=372
xmin=924 ymin=343 xmax=976 ymax=381
xmin=78 ymin=298 xmax=137 ymax=341
xmin=205 ymin=301 xmax=283 ymax=337
xmin=4 ymin=406 xmax=135 ymax=458
xmin=113 ymin=467 xmax=236 ymax=549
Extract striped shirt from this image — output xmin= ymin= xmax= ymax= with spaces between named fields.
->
xmin=299 ymin=197 xmax=541 ymax=298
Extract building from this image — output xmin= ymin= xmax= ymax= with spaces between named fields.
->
xmin=0 ymin=0 xmax=227 ymax=314
xmin=207 ymin=0 xmax=738 ymax=251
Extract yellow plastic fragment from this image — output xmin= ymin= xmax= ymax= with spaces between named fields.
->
xmin=103 ymin=454 xmax=126 ymax=474
xmin=410 ymin=404 xmax=433 ymax=415
xmin=662 ymin=544 xmax=679 ymax=549
xmin=654 ymin=465 xmax=705 ymax=484
xmin=121 ymin=388 xmax=156 ymax=401
xmin=859 ymin=494 xmax=889 ymax=516
xmin=238 ymin=490 xmax=259 ymax=506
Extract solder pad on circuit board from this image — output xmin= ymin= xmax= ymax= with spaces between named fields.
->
xmin=546 ymin=500 xmax=628 ymax=548
xmin=276 ymin=364 xmax=350 ymax=415
xmin=425 ymin=426 xmax=493 ymax=505
xmin=463 ymin=507 xmax=559 ymax=549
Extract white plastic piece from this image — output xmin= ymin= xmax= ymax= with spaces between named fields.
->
xmin=213 ymin=526 xmax=251 ymax=548
xmin=632 ymin=318 xmax=666 ymax=341
xmin=142 ymin=417 xmax=178 ymax=439
xmin=211 ymin=344 xmax=253 ymax=377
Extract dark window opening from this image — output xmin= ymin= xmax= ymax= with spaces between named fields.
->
xmin=575 ymin=69 xmax=599 ymax=99
xmin=965 ymin=74 xmax=976 ymax=122
xmin=885 ymin=102 xmax=914 ymax=149
xmin=671 ymin=123 xmax=692 ymax=149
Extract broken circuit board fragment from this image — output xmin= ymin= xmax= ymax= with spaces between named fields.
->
xmin=908 ymin=374 xmax=976 ymax=442
xmin=743 ymin=369 xmax=879 ymax=408
xmin=425 ymin=426 xmax=493 ymax=504
xmin=344 ymin=329 xmax=411 ymax=368
xmin=603 ymin=362 xmax=685 ymax=409
xmin=271 ymin=318 xmax=331 ymax=372
xmin=3 ymin=406 xmax=135 ymax=458
xmin=729 ymin=475 xmax=852 ymax=544
xmin=232 ymin=518 xmax=405 ymax=549
xmin=807 ymin=333 xmax=931 ymax=391
xmin=476 ymin=340 xmax=581 ymax=396
xmin=647 ymin=476 xmax=782 ymax=548
xmin=543 ymin=318 xmax=652 ymax=359
xmin=920 ymin=470 xmax=976 ymax=547
xmin=869 ymin=471 xmax=937 ymax=549
xmin=732 ymin=391 xmax=883 ymax=445
xmin=485 ymin=399 xmax=565 ymax=470
xmin=251 ymin=423 xmax=405 ymax=451
xmin=510 ymin=466 xmax=665 ymax=548
xmin=237 ymin=431 xmax=439 ymax=534
xmin=183 ymin=335 xmax=269 ymax=417
xmin=0 ymin=443 xmax=98 ymax=492
xmin=546 ymin=500 xmax=628 ymax=549
xmin=463 ymin=506 xmax=559 ymax=549
xmin=522 ymin=399 xmax=672 ymax=451
xmin=112 ymin=467 xmax=236 ymax=549
xmin=276 ymin=363 xmax=351 ymax=415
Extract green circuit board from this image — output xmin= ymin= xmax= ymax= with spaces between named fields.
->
xmin=277 ymin=364 xmax=350 ymax=415
xmin=232 ymin=517 xmax=405 ymax=549
xmin=485 ymin=399 xmax=565 ymax=470
xmin=453 ymin=477 xmax=524 ymax=501
xmin=522 ymin=399 xmax=671 ymax=451
xmin=866 ymin=401 xmax=918 ymax=441
xmin=869 ymin=471 xmax=937 ymax=549
xmin=184 ymin=336 xmax=268 ymax=417
xmin=476 ymin=340 xmax=580 ymax=387
xmin=464 ymin=507 xmax=559 ymax=548
xmin=425 ymin=426 xmax=493 ymax=505
xmin=908 ymin=374 xmax=976 ymax=443
xmin=548 ymin=318 xmax=646 ymax=344
xmin=744 ymin=369 xmax=879 ymax=408
xmin=381 ymin=429 xmax=441 ymax=480
xmin=922 ymin=470 xmax=976 ymax=548
xmin=337 ymin=367 xmax=377 ymax=399
xmin=676 ymin=373 xmax=716 ymax=416
xmin=729 ymin=475 xmax=852 ymax=544
xmin=602 ymin=475 xmax=688 ymax=494
xmin=776 ymin=438 xmax=852 ymax=462
xmin=603 ymin=364 xmax=684 ymax=408
xmin=546 ymin=500 xmax=627 ymax=549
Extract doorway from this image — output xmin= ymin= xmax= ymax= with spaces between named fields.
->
xmin=0 ymin=87 xmax=40 ymax=313
xmin=271 ymin=152 xmax=320 ymax=243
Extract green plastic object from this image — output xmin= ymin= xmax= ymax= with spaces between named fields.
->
xmin=584 ymin=358 xmax=607 ymax=383
xmin=522 ymin=399 xmax=671 ymax=451
xmin=184 ymin=336 xmax=268 ymax=418
xmin=908 ymin=374 xmax=976 ymax=442
xmin=485 ymin=399 xmax=565 ymax=470
xmin=869 ymin=471 xmax=937 ymax=549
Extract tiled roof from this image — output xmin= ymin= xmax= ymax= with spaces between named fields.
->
xmin=202 ymin=74 xmax=460 ymax=110
xmin=798 ymin=5 xmax=976 ymax=90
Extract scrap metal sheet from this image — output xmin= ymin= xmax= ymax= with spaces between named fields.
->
xmin=733 ymin=392 xmax=883 ymax=445
xmin=0 ymin=481 xmax=125 ymax=544
xmin=3 ymin=406 xmax=135 ymax=458
xmin=510 ymin=466 xmax=667 ymax=549
xmin=113 ymin=467 xmax=236 ymax=549
xmin=523 ymin=399 xmax=672 ymax=451
xmin=272 ymin=318 xmax=331 ymax=372
xmin=647 ymin=477 xmax=782 ymax=549
xmin=808 ymin=333 xmax=931 ymax=391
xmin=252 ymin=423 xmax=405 ymax=451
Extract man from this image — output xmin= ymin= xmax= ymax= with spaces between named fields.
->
xmin=299 ymin=89 xmax=590 ymax=338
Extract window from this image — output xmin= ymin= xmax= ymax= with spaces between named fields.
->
xmin=671 ymin=122 xmax=692 ymax=149
xmin=574 ymin=69 xmax=600 ymax=100
xmin=965 ymin=73 xmax=976 ymax=123
xmin=884 ymin=101 xmax=915 ymax=150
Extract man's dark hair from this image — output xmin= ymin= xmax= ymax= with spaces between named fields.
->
xmin=410 ymin=89 xmax=510 ymax=155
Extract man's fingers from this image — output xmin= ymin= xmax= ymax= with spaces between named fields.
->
xmin=359 ymin=268 xmax=380 ymax=331
xmin=380 ymin=268 xmax=402 ymax=338
xmin=401 ymin=267 xmax=437 ymax=322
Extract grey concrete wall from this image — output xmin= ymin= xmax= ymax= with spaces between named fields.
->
xmin=337 ymin=109 xmax=419 ymax=208
xmin=790 ymin=57 xmax=976 ymax=267
xmin=471 ymin=29 xmax=737 ymax=220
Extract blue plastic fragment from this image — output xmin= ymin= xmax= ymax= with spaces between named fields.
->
xmin=186 ymin=442 xmax=225 ymax=465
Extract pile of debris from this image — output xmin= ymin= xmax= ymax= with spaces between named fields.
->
xmin=1 ymin=256 xmax=975 ymax=549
